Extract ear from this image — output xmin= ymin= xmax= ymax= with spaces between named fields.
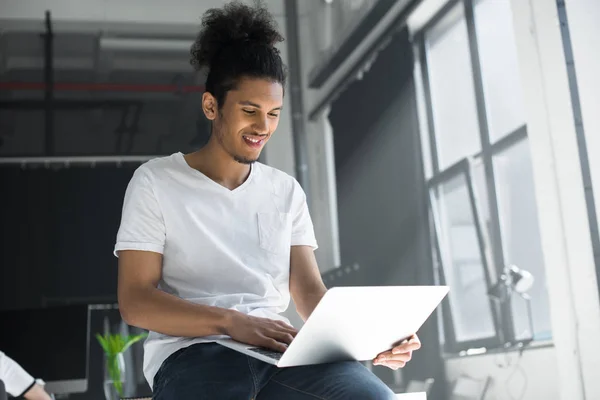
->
xmin=202 ymin=92 xmax=218 ymax=120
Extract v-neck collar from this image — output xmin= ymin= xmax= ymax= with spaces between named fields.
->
xmin=176 ymin=152 xmax=255 ymax=195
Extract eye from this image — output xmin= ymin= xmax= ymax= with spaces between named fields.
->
xmin=268 ymin=113 xmax=279 ymax=118
xmin=243 ymin=109 xmax=255 ymax=115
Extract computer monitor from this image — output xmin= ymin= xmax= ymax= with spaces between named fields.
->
xmin=0 ymin=305 xmax=90 ymax=395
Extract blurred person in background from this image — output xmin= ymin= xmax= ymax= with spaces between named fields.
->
xmin=115 ymin=1 xmax=420 ymax=399
xmin=0 ymin=351 xmax=52 ymax=400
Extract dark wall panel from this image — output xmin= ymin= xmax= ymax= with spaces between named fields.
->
xmin=0 ymin=165 xmax=137 ymax=310
xmin=328 ymin=29 xmax=447 ymax=399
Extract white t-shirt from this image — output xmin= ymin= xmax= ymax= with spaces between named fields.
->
xmin=114 ymin=152 xmax=318 ymax=388
xmin=0 ymin=351 xmax=35 ymax=397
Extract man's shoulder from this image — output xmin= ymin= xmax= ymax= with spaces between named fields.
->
xmin=134 ymin=153 xmax=181 ymax=181
xmin=254 ymin=162 xmax=298 ymax=189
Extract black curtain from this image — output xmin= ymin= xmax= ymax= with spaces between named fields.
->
xmin=0 ymin=164 xmax=154 ymax=399
xmin=0 ymin=165 xmax=136 ymax=310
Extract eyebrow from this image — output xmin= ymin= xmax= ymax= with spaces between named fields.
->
xmin=238 ymin=100 xmax=283 ymax=111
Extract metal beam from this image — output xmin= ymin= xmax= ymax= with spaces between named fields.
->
xmin=0 ymin=82 xmax=205 ymax=93
xmin=0 ymin=155 xmax=161 ymax=166
xmin=0 ymin=99 xmax=142 ymax=110
xmin=308 ymin=0 xmax=399 ymax=88
xmin=43 ymin=10 xmax=54 ymax=156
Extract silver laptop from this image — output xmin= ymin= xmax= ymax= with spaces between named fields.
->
xmin=217 ymin=285 xmax=448 ymax=367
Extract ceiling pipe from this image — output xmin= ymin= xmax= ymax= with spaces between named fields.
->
xmin=0 ymin=82 xmax=205 ymax=93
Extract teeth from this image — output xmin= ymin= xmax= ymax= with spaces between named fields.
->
xmin=245 ymin=136 xmax=261 ymax=143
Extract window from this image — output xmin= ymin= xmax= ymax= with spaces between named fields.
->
xmin=493 ymin=140 xmax=552 ymax=340
xmin=414 ymin=0 xmax=552 ymax=353
xmin=426 ymin=4 xmax=481 ymax=170
xmin=474 ymin=0 xmax=526 ymax=141
xmin=431 ymin=172 xmax=496 ymax=343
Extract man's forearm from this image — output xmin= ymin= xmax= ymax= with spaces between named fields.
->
xmin=296 ymin=288 xmax=328 ymax=321
xmin=120 ymin=286 xmax=235 ymax=337
xmin=24 ymin=384 xmax=52 ymax=400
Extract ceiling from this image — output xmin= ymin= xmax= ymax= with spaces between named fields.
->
xmin=0 ymin=0 xmax=288 ymax=98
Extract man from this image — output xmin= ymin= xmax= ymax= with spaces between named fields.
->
xmin=0 ymin=351 xmax=52 ymax=400
xmin=115 ymin=2 xmax=421 ymax=399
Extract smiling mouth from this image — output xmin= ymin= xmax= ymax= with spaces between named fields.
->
xmin=242 ymin=135 xmax=266 ymax=148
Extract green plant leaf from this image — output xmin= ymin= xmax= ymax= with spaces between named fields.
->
xmin=96 ymin=331 xmax=148 ymax=356
xmin=95 ymin=333 xmax=109 ymax=353
xmin=109 ymin=334 xmax=120 ymax=354
xmin=121 ymin=333 xmax=148 ymax=354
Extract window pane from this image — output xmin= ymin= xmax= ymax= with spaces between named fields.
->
xmin=494 ymin=139 xmax=552 ymax=340
xmin=431 ymin=175 xmax=496 ymax=342
xmin=471 ymin=158 xmax=504 ymax=281
xmin=475 ymin=0 xmax=526 ymax=141
xmin=426 ymin=5 xmax=481 ymax=169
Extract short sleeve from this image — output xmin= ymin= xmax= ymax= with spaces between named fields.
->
xmin=114 ymin=167 xmax=166 ymax=257
xmin=0 ymin=351 xmax=35 ymax=397
xmin=290 ymin=179 xmax=318 ymax=250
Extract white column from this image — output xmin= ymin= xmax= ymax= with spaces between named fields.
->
xmin=564 ymin=0 xmax=600 ymax=236
xmin=508 ymin=0 xmax=600 ymax=399
xmin=306 ymin=110 xmax=341 ymax=272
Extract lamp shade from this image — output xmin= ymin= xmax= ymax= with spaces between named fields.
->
xmin=508 ymin=265 xmax=535 ymax=293
xmin=488 ymin=265 xmax=535 ymax=300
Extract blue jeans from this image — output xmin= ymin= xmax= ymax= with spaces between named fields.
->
xmin=152 ymin=343 xmax=396 ymax=399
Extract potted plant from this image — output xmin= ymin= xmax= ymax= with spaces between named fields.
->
xmin=96 ymin=332 xmax=148 ymax=400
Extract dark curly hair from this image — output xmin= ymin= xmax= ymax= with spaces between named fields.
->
xmin=190 ymin=1 xmax=287 ymax=108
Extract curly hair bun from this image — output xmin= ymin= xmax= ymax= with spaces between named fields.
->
xmin=191 ymin=1 xmax=284 ymax=71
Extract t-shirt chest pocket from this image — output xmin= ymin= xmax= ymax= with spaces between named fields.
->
xmin=257 ymin=212 xmax=292 ymax=255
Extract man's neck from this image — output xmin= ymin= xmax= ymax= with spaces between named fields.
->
xmin=186 ymin=140 xmax=251 ymax=190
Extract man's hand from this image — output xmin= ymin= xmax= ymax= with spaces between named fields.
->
xmin=373 ymin=334 xmax=421 ymax=370
xmin=225 ymin=312 xmax=298 ymax=353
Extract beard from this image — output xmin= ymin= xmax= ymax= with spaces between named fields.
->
xmin=233 ymin=154 xmax=259 ymax=165
xmin=213 ymin=122 xmax=260 ymax=165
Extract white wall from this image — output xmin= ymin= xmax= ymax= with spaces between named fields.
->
xmin=564 ymin=0 xmax=600 ymax=238
xmin=445 ymin=346 xmax=558 ymax=400
xmin=507 ymin=0 xmax=600 ymax=398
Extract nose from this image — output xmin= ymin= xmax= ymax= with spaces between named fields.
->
xmin=252 ymin=115 xmax=269 ymax=135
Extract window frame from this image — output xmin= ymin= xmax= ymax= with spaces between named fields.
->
xmin=413 ymin=0 xmax=542 ymax=353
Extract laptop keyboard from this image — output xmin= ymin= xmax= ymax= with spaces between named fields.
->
xmin=248 ymin=347 xmax=284 ymax=360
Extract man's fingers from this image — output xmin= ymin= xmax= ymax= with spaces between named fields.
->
xmin=374 ymin=351 xmax=412 ymax=364
xmin=388 ymin=352 xmax=412 ymax=362
xmin=392 ymin=339 xmax=421 ymax=354
xmin=261 ymin=336 xmax=288 ymax=353
xmin=374 ymin=350 xmax=393 ymax=360
xmin=267 ymin=329 xmax=295 ymax=345
xmin=377 ymin=360 xmax=407 ymax=370
xmin=373 ymin=334 xmax=420 ymax=369
xmin=273 ymin=321 xmax=298 ymax=336
xmin=392 ymin=344 xmax=420 ymax=354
